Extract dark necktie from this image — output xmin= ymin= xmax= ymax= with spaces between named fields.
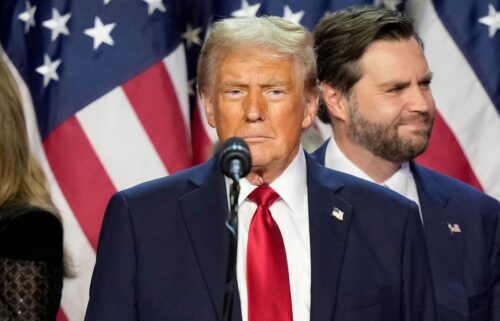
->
xmin=246 ymin=185 xmax=293 ymax=321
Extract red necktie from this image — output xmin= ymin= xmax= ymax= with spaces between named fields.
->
xmin=246 ymin=185 xmax=293 ymax=321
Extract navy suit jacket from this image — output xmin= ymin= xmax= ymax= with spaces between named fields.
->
xmin=85 ymin=152 xmax=436 ymax=321
xmin=311 ymin=140 xmax=500 ymax=321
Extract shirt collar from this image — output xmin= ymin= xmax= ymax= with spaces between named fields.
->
xmin=226 ymin=147 xmax=307 ymax=218
xmin=325 ymin=137 xmax=375 ymax=182
xmin=325 ymin=137 xmax=412 ymax=190
xmin=384 ymin=162 xmax=413 ymax=196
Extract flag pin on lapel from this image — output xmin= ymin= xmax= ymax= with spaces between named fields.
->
xmin=331 ymin=207 xmax=344 ymax=221
xmin=447 ymin=223 xmax=461 ymax=234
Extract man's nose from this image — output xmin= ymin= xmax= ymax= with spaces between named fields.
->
xmin=244 ymin=91 xmax=266 ymax=121
xmin=407 ymin=87 xmax=434 ymax=113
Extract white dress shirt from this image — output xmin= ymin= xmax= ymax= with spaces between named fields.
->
xmin=226 ymin=148 xmax=311 ymax=321
xmin=324 ymin=137 xmax=423 ymax=221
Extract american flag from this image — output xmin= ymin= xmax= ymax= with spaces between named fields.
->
xmin=0 ymin=0 xmax=498 ymax=320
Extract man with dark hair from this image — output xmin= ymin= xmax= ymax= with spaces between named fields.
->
xmin=312 ymin=6 xmax=500 ymax=321
xmin=85 ymin=15 xmax=436 ymax=321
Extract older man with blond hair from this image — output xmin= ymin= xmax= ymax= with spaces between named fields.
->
xmin=85 ymin=15 xmax=436 ymax=321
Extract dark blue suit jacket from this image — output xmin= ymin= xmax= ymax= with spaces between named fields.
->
xmin=85 ymin=152 xmax=436 ymax=321
xmin=311 ymin=140 xmax=500 ymax=321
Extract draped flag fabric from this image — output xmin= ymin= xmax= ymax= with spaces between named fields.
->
xmin=407 ymin=0 xmax=500 ymax=197
xmin=0 ymin=0 xmax=498 ymax=320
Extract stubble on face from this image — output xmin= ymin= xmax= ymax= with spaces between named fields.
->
xmin=346 ymin=95 xmax=434 ymax=163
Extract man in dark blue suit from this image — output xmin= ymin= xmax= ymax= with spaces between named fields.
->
xmin=312 ymin=6 xmax=500 ymax=321
xmin=85 ymin=15 xmax=436 ymax=321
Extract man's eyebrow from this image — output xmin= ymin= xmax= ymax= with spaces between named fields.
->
xmin=420 ymin=72 xmax=433 ymax=82
xmin=221 ymin=79 xmax=246 ymax=86
xmin=379 ymin=71 xmax=434 ymax=88
xmin=260 ymin=80 xmax=290 ymax=87
xmin=221 ymin=80 xmax=291 ymax=87
xmin=379 ymin=79 xmax=411 ymax=89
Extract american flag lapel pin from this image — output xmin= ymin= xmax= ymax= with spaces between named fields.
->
xmin=447 ymin=223 xmax=461 ymax=234
xmin=331 ymin=207 xmax=344 ymax=221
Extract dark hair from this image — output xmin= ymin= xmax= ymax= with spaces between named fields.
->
xmin=314 ymin=6 xmax=422 ymax=123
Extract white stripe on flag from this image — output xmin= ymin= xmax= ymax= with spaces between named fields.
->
xmin=163 ymin=44 xmax=191 ymax=137
xmin=407 ymin=0 xmax=500 ymax=199
xmin=49 ymin=169 xmax=96 ymax=321
xmin=76 ymin=87 xmax=169 ymax=191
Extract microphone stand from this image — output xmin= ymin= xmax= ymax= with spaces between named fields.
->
xmin=222 ymin=177 xmax=240 ymax=321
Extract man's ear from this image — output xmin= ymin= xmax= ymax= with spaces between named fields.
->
xmin=320 ymin=82 xmax=349 ymax=122
xmin=200 ymin=92 xmax=216 ymax=128
xmin=301 ymin=89 xmax=319 ymax=129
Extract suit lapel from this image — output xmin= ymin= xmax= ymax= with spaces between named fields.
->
xmin=178 ymin=154 xmax=354 ymax=321
xmin=411 ymin=163 xmax=468 ymax=314
xmin=307 ymin=156 xmax=353 ymax=321
xmin=310 ymin=138 xmax=329 ymax=165
xmin=178 ymin=158 xmax=241 ymax=321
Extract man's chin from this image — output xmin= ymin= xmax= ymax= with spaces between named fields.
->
xmin=249 ymin=146 xmax=271 ymax=162
xmin=248 ymin=156 xmax=276 ymax=175
xmin=395 ymin=141 xmax=429 ymax=162
xmin=249 ymin=160 xmax=269 ymax=172
xmin=399 ymin=125 xmax=432 ymax=137
xmin=398 ymin=130 xmax=431 ymax=147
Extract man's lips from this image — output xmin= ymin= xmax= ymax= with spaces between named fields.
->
xmin=400 ymin=119 xmax=432 ymax=131
xmin=242 ymin=136 xmax=271 ymax=143
xmin=399 ymin=115 xmax=433 ymax=131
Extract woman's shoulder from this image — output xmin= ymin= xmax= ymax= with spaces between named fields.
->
xmin=0 ymin=205 xmax=63 ymax=261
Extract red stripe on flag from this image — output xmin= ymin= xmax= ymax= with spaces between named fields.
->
xmin=416 ymin=111 xmax=483 ymax=191
xmin=43 ymin=117 xmax=116 ymax=249
xmin=122 ymin=62 xmax=193 ymax=173
xmin=191 ymin=103 xmax=214 ymax=164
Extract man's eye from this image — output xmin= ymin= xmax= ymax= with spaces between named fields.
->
xmin=225 ymin=90 xmax=243 ymax=97
xmin=266 ymin=89 xmax=285 ymax=99
xmin=419 ymin=80 xmax=432 ymax=89
xmin=387 ymin=87 xmax=402 ymax=93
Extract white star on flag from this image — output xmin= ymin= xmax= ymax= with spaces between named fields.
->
xmin=142 ymin=0 xmax=167 ymax=16
xmin=35 ymin=54 xmax=62 ymax=87
xmin=232 ymin=0 xmax=261 ymax=17
xmin=182 ymin=24 xmax=202 ymax=49
xmin=479 ymin=4 xmax=500 ymax=38
xmin=18 ymin=1 xmax=36 ymax=33
xmin=283 ymin=5 xmax=304 ymax=24
xmin=104 ymin=0 xmax=111 ymax=4
xmin=42 ymin=9 xmax=71 ymax=42
xmin=84 ymin=17 xmax=116 ymax=50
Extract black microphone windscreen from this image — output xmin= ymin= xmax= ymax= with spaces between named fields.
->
xmin=220 ymin=137 xmax=252 ymax=180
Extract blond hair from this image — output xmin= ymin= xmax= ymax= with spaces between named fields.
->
xmin=197 ymin=16 xmax=318 ymax=96
xmin=0 ymin=57 xmax=57 ymax=213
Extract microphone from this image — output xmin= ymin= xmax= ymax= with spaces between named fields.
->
xmin=220 ymin=137 xmax=252 ymax=182
xmin=219 ymin=137 xmax=251 ymax=321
